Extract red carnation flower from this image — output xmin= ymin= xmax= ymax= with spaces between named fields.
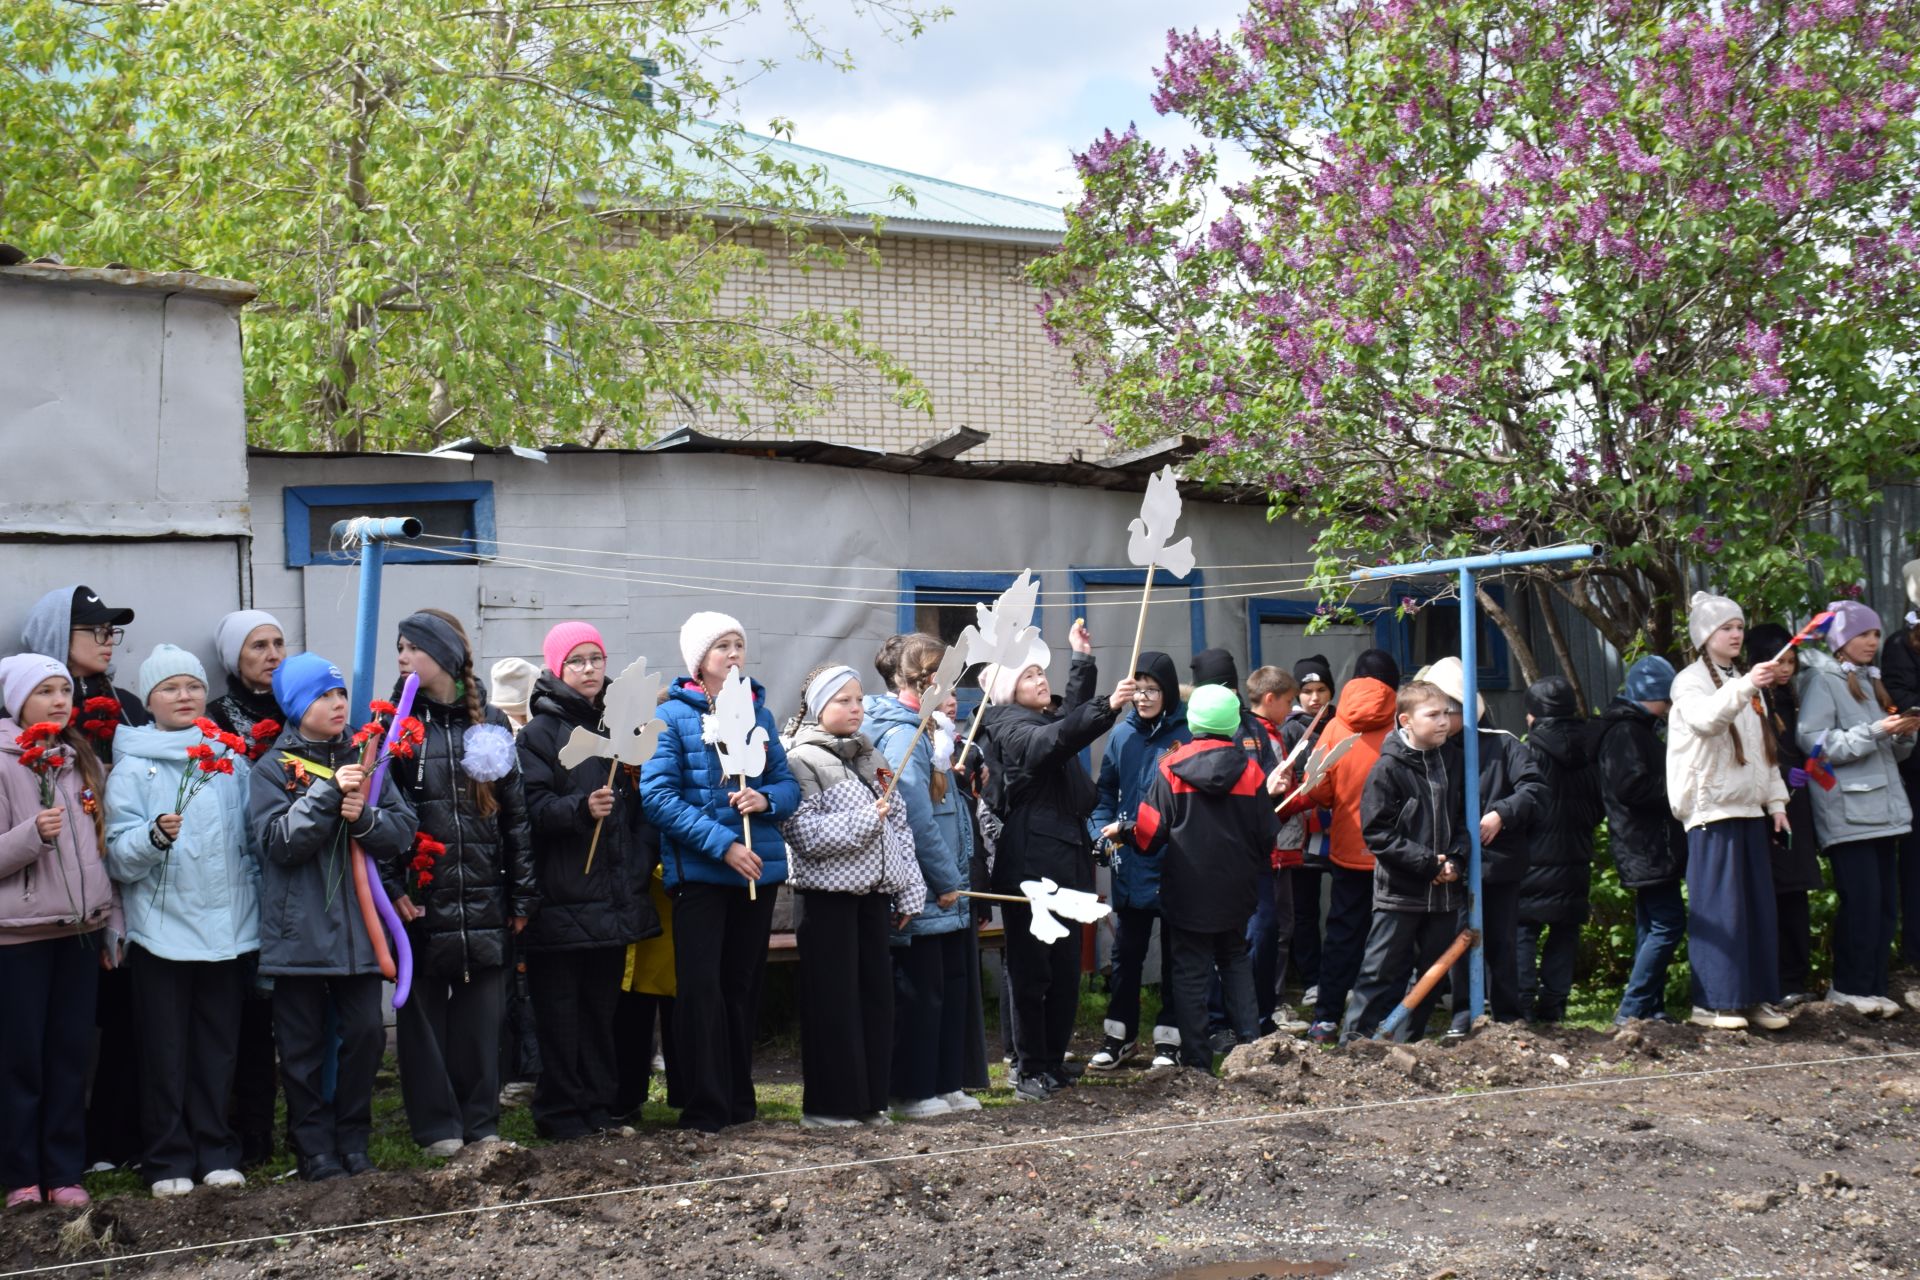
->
xmin=193 ymin=717 xmax=220 ymax=736
xmin=369 ymin=701 xmax=399 ymax=717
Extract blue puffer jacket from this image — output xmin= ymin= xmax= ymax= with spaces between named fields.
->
xmin=1090 ymin=651 xmax=1190 ymax=911
xmin=642 ymin=676 xmax=801 ymax=892
xmin=863 ymin=693 xmax=974 ymax=938
xmin=105 ymin=724 xmax=259 ymax=962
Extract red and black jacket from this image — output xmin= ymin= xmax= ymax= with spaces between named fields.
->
xmin=1132 ymin=736 xmax=1281 ymax=933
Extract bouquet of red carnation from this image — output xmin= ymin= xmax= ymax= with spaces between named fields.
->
xmin=14 ymin=722 xmax=69 ymax=807
xmin=245 ymin=719 xmax=282 ymax=761
xmin=175 ymin=719 xmax=245 ymax=816
xmin=71 ymin=697 xmax=122 ymax=747
xmin=407 ymin=831 xmax=447 ymax=895
xmin=350 ymin=700 xmax=400 ymax=751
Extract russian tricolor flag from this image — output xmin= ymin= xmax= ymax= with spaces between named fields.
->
xmin=1806 ymin=731 xmax=1838 ymax=792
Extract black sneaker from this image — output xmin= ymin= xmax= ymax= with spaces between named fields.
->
xmin=1207 ymin=1028 xmax=1237 ymax=1057
xmin=1088 ymin=1027 xmax=1136 ymax=1071
xmin=1055 ymin=1061 xmax=1085 ymax=1083
xmin=340 ymin=1151 xmax=375 ymax=1176
xmin=1012 ymin=1073 xmax=1055 ymax=1102
xmin=298 ymin=1154 xmax=347 ymax=1183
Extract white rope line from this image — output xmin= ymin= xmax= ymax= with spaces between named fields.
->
xmin=10 ymin=1046 xmax=1915 ymax=1277
xmin=410 ymin=531 xmax=1326 ymax=577
xmin=405 ymin=542 xmax=1325 ymax=608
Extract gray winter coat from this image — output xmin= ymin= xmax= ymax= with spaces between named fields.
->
xmin=248 ymin=726 xmax=418 ymax=977
xmin=1794 ymin=648 xmax=1915 ymax=848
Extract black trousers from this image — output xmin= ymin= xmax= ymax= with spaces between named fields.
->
xmin=1516 ymin=921 xmax=1579 ymax=1022
xmin=0 ymin=936 xmax=99 ymax=1189
xmin=1450 ymin=879 xmax=1522 ymax=1027
xmin=525 ymin=946 xmax=624 ymax=1140
xmin=131 ymin=947 xmax=244 ymax=1182
xmin=892 ymin=928 xmax=976 ymax=1101
xmin=1830 ymin=837 xmax=1900 ymax=998
xmin=1103 ymin=906 xmax=1176 ymax=1043
xmin=1289 ymin=866 xmax=1328 ymax=990
xmin=1344 ymin=908 xmax=1456 ymax=1042
xmin=397 ymin=964 xmax=507 ymax=1145
xmin=797 ymin=891 xmax=894 ymax=1117
xmin=613 ymin=990 xmax=680 ymax=1117
xmin=671 ymin=881 xmax=776 ymax=1133
xmin=229 ymin=959 xmax=279 ymax=1165
xmin=1311 ymin=865 xmax=1375 ymax=1026
xmin=1169 ymin=925 xmax=1256 ymax=1070
xmin=85 ymin=961 xmax=141 ymax=1167
xmin=1776 ymin=890 xmax=1813 ymax=995
xmin=1001 ymin=904 xmax=1082 ymax=1079
xmin=272 ymin=973 xmax=383 ymax=1161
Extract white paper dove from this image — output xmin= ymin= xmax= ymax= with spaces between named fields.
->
xmin=1128 ymin=464 xmax=1196 ymax=580
xmin=1276 ymin=731 xmax=1359 ymax=811
xmin=1016 ymin=877 xmax=1113 ymax=944
xmin=964 ymin=570 xmax=1051 ymax=677
xmin=701 ymin=665 xmax=767 ymax=782
xmin=558 ymin=658 xmax=668 ymax=772
xmin=926 ymin=627 xmax=975 ymax=706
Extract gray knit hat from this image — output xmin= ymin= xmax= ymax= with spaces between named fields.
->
xmin=1687 ymin=591 xmax=1744 ymax=652
xmin=137 ymin=644 xmax=208 ymax=703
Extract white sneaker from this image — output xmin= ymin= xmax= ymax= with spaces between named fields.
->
xmin=1302 ymin=985 xmax=1319 ymax=1009
xmin=1871 ymin=995 xmax=1903 ymax=1018
xmin=798 ymin=1112 xmax=863 ymax=1129
xmin=860 ymin=1112 xmax=893 ymax=1127
xmin=1745 ymin=1003 xmax=1789 ymax=1031
xmin=1689 ymin=1007 xmax=1748 ymax=1030
xmin=889 ymin=1096 xmax=953 ymax=1121
xmin=940 ymin=1090 xmax=982 ymax=1112
xmin=85 ymin=1162 xmax=117 ymax=1175
xmin=150 ymin=1178 xmax=194 ymax=1198
xmin=201 ymin=1168 xmax=245 ymax=1189
xmin=423 ymin=1138 xmax=465 ymax=1158
xmin=1826 ymin=988 xmax=1882 ymax=1016
xmin=1150 ymin=1047 xmax=1178 ymax=1068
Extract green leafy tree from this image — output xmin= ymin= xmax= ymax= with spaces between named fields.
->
xmin=1036 ymin=0 xmax=1920 ymax=693
xmin=1 ymin=0 xmax=940 ymax=449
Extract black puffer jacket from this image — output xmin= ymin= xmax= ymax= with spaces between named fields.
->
xmin=1441 ymin=723 xmax=1546 ymax=885
xmin=979 ymin=655 xmax=1119 ymax=895
xmin=1757 ymin=682 xmax=1824 ymax=894
xmin=381 ymin=689 xmax=539 ymax=980
xmin=1880 ymin=622 xmax=1920 ymax=784
xmin=1517 ymin=680 xmax=1603 ymax=925
xmin=516 ymin=674 xmax=660 ymax=951
xmin=1595 ymin=697 xmax=1686 ymax=889
xmin=208 ymin=678 xmax=282 ymax=745
xmin=1360 ymin=729 xmax=1467 ymax=914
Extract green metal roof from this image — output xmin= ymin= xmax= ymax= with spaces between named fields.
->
xmin=682 ymin=120 xmax=1068 ymax=244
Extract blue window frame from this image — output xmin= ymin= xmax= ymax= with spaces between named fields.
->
xmin=1244 ymin=591 xmax=1510 ymax=690
xmin=896 ymin=571 xmax=1030 ymax=720
xmin=283 ymin=481 xmax=497 ymax=567
xmin=1246 ymin=597 xmax=1398 ymax=670
xmin=1068 ymin=567 xmax=1207 ymax=658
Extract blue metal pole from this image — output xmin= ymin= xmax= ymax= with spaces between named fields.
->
xmin=1459 ymin=566 xmax=1485 ymax=1023
xmin=333 ymin=516 xmax=422 ymax=724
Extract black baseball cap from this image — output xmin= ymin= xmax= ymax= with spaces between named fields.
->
xmin=70 ymin=585 xmax=135 ymax=628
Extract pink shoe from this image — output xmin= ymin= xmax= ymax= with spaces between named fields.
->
xmin=6 ymin=1186 xmax=43 ymax=1209
xmin=46 ymin=1186 xmax=90 ymax=1208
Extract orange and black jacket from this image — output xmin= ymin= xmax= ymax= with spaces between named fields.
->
xmin=1132 ymin=736 xmax=1280 ymax=933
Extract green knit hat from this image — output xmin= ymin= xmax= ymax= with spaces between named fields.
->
xmin=1188 ymin=684 xmax=1241 ymax=737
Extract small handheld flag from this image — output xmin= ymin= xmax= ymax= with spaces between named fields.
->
xmin=1771 ymin=611 xmax=1836 ymax=664
xmin=1805 ymin=732 xmax=1838 ymax=792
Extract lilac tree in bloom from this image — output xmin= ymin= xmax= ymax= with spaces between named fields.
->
xmin=1036 ymin=0 xmax=1920 ymax=681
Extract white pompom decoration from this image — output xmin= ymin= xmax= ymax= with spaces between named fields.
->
xmin=461 ymin=722 xmax=519 ymax=782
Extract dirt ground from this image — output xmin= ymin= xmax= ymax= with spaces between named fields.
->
xmin=5 ymin=1004 xmax=1919 ymax=1280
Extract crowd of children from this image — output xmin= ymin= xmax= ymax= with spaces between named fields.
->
xmin=5 ymin=566 xmax=1920 ymax=1210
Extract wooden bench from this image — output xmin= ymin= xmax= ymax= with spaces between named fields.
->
xmin=767 ymin=924 xmax=1005 ymax=962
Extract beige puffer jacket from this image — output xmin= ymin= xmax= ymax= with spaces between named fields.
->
xmin=1666 ymin=659 xmax=1789 ymax=831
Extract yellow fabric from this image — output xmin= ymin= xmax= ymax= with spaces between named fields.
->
xmin=279 ymin=752 xmax=335 ymax=780
xmin=623 ymin=864 xmax=676 ymax=996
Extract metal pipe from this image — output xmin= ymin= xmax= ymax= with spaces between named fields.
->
xmin=1349 ymin=543 xmax=1597 ymax=581
xmin=333 ymin=516 xmax=422 ymax=723
xmin=1460 ymin=565 xmax=1484 ymax=1024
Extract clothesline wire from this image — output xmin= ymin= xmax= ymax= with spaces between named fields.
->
xmin=405 ymin=542 xmax=1325 ymax=608
xmin=7 ymin=1046 xmax=1914 ymax=1278
xmin=407 ymin=531 xmax=1326 ymax=578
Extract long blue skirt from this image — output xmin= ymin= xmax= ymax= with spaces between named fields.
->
xmin=1685 ymin=817 xmax=1780 ymax=1009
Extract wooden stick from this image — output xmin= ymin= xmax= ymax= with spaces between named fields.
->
xmin=954 ymin=704 xmax=988 ymax=769
xmin=583 ymin=756 xmax=618 ymax=876
xmin=740 ymin=773 xmax=756 ymax=901
xmin=1124 ymin=563 xmax=1156 ymax=684
xmin=1377 ymin=930 xmax=1476 ymax=1040
xmin=956 ymin=889 xmax=1027 ymax=905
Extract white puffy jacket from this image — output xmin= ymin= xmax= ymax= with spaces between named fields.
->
xmin=1666 ymin=659 xmax=1788 ymax=831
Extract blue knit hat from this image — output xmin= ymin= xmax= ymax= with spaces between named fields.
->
xmin=272 ymin=652 xmax=347 ymax=728
xmin=1623 ymin=655 xmax=1676 ymax=703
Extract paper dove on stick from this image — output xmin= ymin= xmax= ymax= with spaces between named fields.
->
xmin=964 ymin=569 xmax=1050 ymax=676
xmin=558 ymin=659 xmax=668 ymax=772
xmin=701 ymin=665 xmax=767 ymax=781
xmin=1017 ymin=877 xmax=1113 ymax=945
xmin=1128 ymin=464 xmax=1196 ymax=580
xmin=1275 ymin=732 xmax=1359 ymax=812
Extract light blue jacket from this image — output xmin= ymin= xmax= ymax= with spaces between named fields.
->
xmin=1794 ymin=648 xmax=1915 ymax=848
xmin=105 ymin=724 xmax=259 ymax=962
xmin=863 ymin=693 xmax=973 ymax=938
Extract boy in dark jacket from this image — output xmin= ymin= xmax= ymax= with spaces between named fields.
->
xmin=1516 ymin=677 xmax=1603 ymax=1023
xmin=250 ymin=653 xmax=417 ymax=1181
xmin=1088 ymin=650 xmax=1190 ymax=1071
xmin=1598 ymin=656 xmax=1688 ymax=1023
xmin=1423 ymin=657 xmax=1546 ymax=1036
xmin=1343 ymin=681 xmax=1466 ymax=1043
xmin=1279 ymin=654 xmax=1336 ymax=1010
xmin=1132 ymin=686 xmax=1280 ymax=1070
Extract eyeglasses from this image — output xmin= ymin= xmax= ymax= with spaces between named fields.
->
xmin=76 ymin=626 xmax=125 ymax=646
xmin=563 ymin=654 xmax=607 ymax=672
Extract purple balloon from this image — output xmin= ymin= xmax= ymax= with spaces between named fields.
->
xmin=365 ymin=673 xmax=420 ymax=1007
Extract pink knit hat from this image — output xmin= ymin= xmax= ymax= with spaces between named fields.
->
xmin=543 ymin=621 xmax=606 ymax=675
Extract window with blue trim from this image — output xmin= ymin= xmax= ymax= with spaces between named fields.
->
xmin=1069 ymin=567 xmax=1207 ymax=659
xmin=1400 ymin=586 xmax=1511 ymax=690
xmin=896 ymin=571 xmax=1026 ymax=716
xmin=1244 ymin=592 xmax=1510 ymax=690
xmin=283 ymin=482 xmax=496 ymax=567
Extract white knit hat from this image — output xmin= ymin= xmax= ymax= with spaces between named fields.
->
xmin=137 ymin=643 xmax=208 ymax=703
xmin=0 ymin=654 xmax=72 ymax=721
xmin=214 ymin=610 xmax=283 ymax=678
xmin=977 ymin=634 xmax=1053 ymax=705
xmin=1903 ymin=557 xmax=1920 ymax=610
xmin=679 ymin=611 xmax=746 ymax=676
xmin=489 ymin=657 xmax=539 ymax=721
xmin=1417 ymin=656 xmax=1485 ymax=721
xmin=1687 ymin=591 xmax=1744 ymax=651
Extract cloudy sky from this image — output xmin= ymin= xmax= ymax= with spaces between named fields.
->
xmin=720 ymin=1 xmax=1250 ymax=209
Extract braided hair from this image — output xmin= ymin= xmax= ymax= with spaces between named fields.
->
xmin=892 ymin=633 xmax=950 ymax=803
xmin=416 ymin=608 xmax=499 ymax=818
xmin=1700 ymin=653 xmax=1779 ymax=770
xmin=783 ymin=662 xmax=842 ymax=739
